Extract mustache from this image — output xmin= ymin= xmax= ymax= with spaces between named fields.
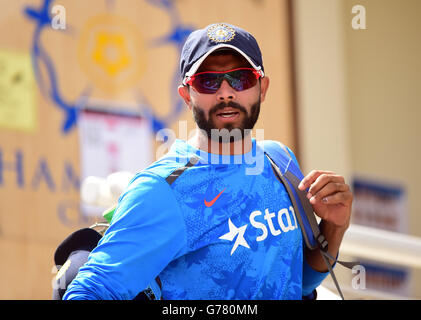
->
xmin=209 ymin=101 xmax=247 ymax=115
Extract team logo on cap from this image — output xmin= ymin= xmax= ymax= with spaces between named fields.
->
xmin=207 ymin=23 xmax=236 ymax=43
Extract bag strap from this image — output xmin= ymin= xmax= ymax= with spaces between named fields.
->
xmin=263 ymin=148 xmax=359 ymax=300
xmin=265 ymin=153 xmax=326 ymax=250
xmin=165 ymin=156 xmax=200 ymax=185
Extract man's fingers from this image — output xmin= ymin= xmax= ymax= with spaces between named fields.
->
xmin=306 ymin=173 xmax=345 ymax=197
xmin=314 ymin=190 xmax=353 ymax=206
xmin=308 ymin=182 xmax=349 ymax=204
xmin=298 ymin=170 xmax=335 ymax=190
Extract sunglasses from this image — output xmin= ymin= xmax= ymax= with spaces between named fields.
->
xmin=185 ymin=68 xmax=262 ymax=94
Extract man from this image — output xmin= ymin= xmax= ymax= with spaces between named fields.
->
xmin=63 ymin=23 xmax=352 ymax=300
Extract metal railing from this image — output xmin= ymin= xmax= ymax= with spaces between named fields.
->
xmin=318 ymin=224 xmax=421 ymax=300
xmin=341 ymin=224 xmax=421 ymax=269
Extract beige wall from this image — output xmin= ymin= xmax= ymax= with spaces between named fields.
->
xmin=292 ymin=0 xmax=352 ymax=179
xmin=344 ymin=0 xmax=421 ymax=237
xmin=345 ymin=0 xmax=421 ymax=298
xmin=293 ymin=0 xmax=421 ymax=298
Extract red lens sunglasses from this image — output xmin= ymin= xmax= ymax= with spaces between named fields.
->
xmin=185 ymin=68 xmax=262 ymax=94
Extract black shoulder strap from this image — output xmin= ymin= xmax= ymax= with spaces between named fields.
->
xmin=165 ymin=156 xmax=199 ymax=185
xmin=265 ymin=152 xmax=358 ymax=300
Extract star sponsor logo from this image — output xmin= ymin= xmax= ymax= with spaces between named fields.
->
xmin=219 ymin=206 xmax=299 ymax=255
xmin=219 ymin=218 xmax=250 ymax=255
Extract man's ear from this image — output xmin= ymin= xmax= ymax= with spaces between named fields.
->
xmin=259 ymin=76 xmax=270 ymax=103
xmin=178 ymin=85 xmax=192 ymax=110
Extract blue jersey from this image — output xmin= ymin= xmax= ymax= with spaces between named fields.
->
xmin=63 ymin=139 xmax=328 ymax=300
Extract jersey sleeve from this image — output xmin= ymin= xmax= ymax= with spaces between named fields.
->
xmin=63 ymin=171 xmax=187 ymax=300
xmin=302 ymin=254 xmax=330 ymax=296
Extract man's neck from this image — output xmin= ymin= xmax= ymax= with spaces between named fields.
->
xmin=188 ymin=130 xmax=253 ymax=155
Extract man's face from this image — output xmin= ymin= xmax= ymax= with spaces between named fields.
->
xmin=179 ymin=51 xmax=269 ymax=141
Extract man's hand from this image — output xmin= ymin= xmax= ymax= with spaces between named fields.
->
xmin=298 ymin=170 xmax=353 ymax=230
xmin=298 ymin=170 xmax=353 ymax=272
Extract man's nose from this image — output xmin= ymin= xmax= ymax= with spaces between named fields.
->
xmin=215 ymin=79 xmax=236 ymax=101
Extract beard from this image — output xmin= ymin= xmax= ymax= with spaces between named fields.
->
xmin=192 ymin=98 xmax=261 ymax=143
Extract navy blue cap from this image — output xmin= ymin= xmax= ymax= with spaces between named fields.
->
xmin=54 ymin=228 xmax=102 ymax=266
xmin=180 ymin=23 xmax=265 ymax=85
